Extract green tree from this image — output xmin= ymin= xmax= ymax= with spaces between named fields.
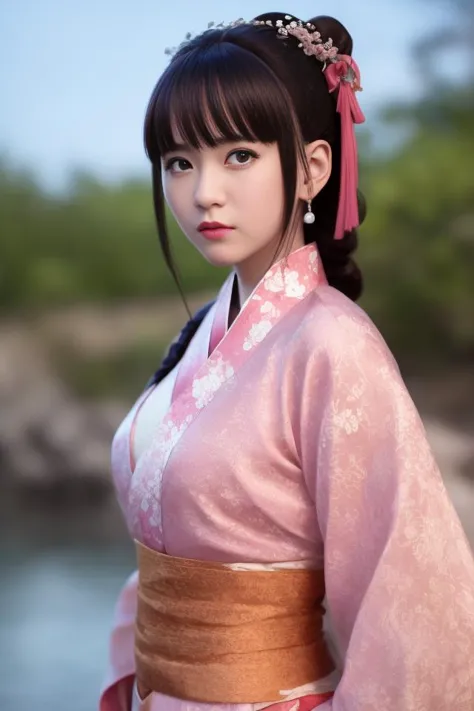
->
xmin=358 ymin=0 xmax=474 ymax=364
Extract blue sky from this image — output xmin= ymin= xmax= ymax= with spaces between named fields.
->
xmin=1 ymin=0 xmax=448 ymax=190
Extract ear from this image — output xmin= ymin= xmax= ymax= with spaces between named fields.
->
xmin=296 ymin=140 xmax=332 ymax=201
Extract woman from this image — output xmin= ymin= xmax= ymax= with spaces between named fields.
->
xmin=99 ymin=12 xmax=474 ymax=711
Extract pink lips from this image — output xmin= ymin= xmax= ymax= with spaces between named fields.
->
xmin=198 ymin=221 xmax=235 ymax=240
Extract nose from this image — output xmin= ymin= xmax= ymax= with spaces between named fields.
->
xmin=193 ymin=165 xmax=225 ymax=210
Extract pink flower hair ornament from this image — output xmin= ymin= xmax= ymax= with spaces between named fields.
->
xmin=165 ymin=15 xmax=366 ymax=240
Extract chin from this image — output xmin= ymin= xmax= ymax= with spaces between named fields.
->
xmin=198 ymin=243 xmax=247 ymax=269
xmin=202 ymin=255 xmax=238 ymax=269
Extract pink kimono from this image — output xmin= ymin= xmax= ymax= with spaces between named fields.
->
xmin=100 ymin=243 xmax=474 ymax=711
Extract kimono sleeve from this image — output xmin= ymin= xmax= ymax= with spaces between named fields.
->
xmin=300 ymin=313 xmax=474 ymax=710
xmin=99 ymin=571 xmax=138 ymax=711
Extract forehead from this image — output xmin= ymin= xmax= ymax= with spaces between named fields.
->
xmin=168 ymin=109 xmax=245 ymax=151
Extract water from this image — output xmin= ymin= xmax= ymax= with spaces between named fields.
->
xmin=0 ymin=506 xmax=136 ymax=711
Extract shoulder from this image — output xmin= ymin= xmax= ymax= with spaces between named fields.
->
xmin=193 ymin=299 xmax=216 ymax=323
xmin=289 ymin=285 xmax=401 ymax=377
xmin=146 ymin=299 xmax=216 ymax=388
xmin=286 ymin=287 xmax=419 ymax=433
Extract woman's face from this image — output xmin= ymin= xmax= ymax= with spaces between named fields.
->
xmin=161 ymin=134 xmax=288 ymax=270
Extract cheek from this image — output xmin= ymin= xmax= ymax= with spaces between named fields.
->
xmin=242 ymin=161 xmax=285 ymax=215
xmin=163 ymin=177 xmax=190 ymax=223
xmin=162 ymin=177 xmax=173 ymax=210
xmin=243 ymin=163 xmax=283 ymax=197
xmin=162 ymin=177 xmax=177 ymax=210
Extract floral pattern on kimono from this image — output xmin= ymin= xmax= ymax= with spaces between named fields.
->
xmin=100 ymin=244 xmax=474 ymax=711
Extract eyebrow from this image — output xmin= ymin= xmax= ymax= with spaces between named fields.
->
xmin=165 ymin=136 xmax=248 ymax=153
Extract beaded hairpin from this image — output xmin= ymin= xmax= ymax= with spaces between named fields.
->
xmin=165 ymin=15 xmax=339 ymax=69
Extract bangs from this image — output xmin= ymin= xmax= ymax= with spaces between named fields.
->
xmin=145 ymin=39 xmax=300 ymax=158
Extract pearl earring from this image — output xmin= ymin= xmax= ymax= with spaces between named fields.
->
xmin=303 ymin=199 xmax=315 ymax=225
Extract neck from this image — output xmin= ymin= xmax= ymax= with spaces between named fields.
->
xmin=235 ymin=227 xmax=305 ymax=306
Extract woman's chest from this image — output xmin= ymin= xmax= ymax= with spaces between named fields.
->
xmin=111 ymin=355 xmax=322 ymax=563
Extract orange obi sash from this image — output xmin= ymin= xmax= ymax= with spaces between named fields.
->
xmin=134 ymin=541 xmax=334 ymax=704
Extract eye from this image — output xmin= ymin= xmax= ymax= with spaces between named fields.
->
xmin=165 ymin=157 xmax=192 ymax=173
xmin=226 ymin=149 xmax=259 ymax=166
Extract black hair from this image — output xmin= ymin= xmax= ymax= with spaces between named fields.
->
xmin=146 ymin=300 xmax=214 ymax=388
xmin=144 ymin=12 xmax=366 ymax=384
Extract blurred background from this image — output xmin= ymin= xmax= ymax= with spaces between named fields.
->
xmin=1 ymin=0 xmax=473 ymax=709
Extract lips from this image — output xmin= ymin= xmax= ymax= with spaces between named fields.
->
xmin=198 ymin=221 xmax=235 ymax=241
xmin=198 ymin=221 xmax=234 ymax=231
